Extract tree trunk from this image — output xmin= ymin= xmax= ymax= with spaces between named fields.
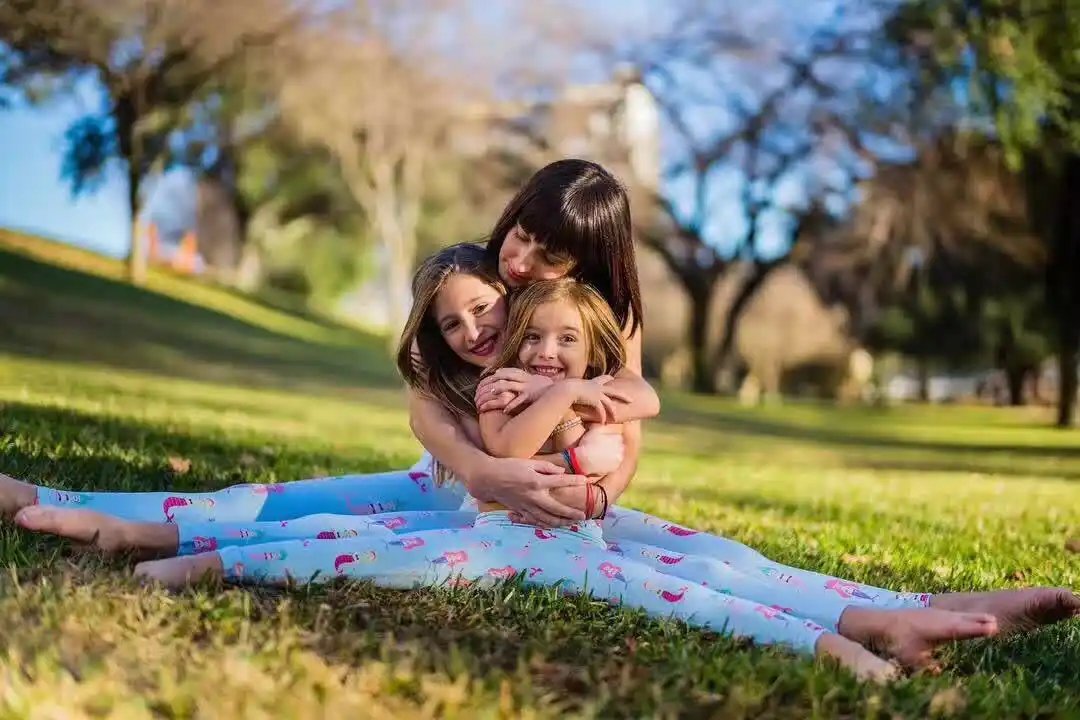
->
xmin=688 ymin=287 xmax=716 ymax=393
xmin=126 ymin=157 xmax=147 ymax=286
xmin=115 ymin=91 xmax=147 ymax=286
xmin=1004 ymin=366 xmax=1026 ymax=406
xmin=1056 ymin=333 xmax=1078 ymax=427
xmin=916 ymin=360 xmax=931 ymax=402
xmin=715 ymin=260 xmax=784 ymax=374
xmin=1050 ymin=152 xmax=1080 ymax=428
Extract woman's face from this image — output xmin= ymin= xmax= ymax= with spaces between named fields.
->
xmin=432 ymin=272 xmax=507 ymax=369
xmin=498 ymin=223 xmax=575 ymax=288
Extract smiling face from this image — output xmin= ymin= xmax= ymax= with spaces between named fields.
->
xmin=432 ymin=272 xmax=507 ymax=369
xmin=516 ymin=297 xmax=589 ymax=381
xmin=498 ymin=224 xmax=575 ymax=288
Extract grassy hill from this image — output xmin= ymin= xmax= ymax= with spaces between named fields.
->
xmin=1 ymin=229 xmax=1078 ymax=718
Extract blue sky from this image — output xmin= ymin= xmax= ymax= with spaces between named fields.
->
xmin=0 ymin=93 xmax=131 ymax=257
xmin=0 ymin=0 xmax=848 ymax=263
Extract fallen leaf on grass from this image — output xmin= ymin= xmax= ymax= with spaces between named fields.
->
xmin=167 ymin=456 xmax=192 ymax=474
xmin=238 ymin=453 xmax=259 ymax=468
xmin=1065 ymin=537 xmax=1080 ymax=554
xmin=928 ymin=687 xmax=967 ymax=717
xmin=1009 ymin=570 xmax=1027 ymax=582
xmin=841 ymin=554 xmax=870 ymax=565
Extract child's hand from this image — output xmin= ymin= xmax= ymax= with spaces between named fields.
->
xmin=476 ymin=369 xmax=554 ymax=414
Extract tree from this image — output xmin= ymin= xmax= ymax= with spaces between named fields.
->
xmin=604 ymin=0 xmax=896 ymax=392
xmin=267 ymin=0 xmax=487 ymax=339
xmin=891 ymin=0 xmax=1080 ymax=426
xmin=805 ymin=132 xmax=1049 ymax=402
xmin=0 ymin=0 xmax=304 ymax=284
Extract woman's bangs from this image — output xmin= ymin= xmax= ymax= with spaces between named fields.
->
xmin=516 ymin=199 xmax=577 ymax=260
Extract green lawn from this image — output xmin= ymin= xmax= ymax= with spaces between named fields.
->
xmin=1 ymin=232 xmax=1079 ymax=718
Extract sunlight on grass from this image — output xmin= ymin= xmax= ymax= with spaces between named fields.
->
xmin=1 ymin=233 xmax=1079 ymax=717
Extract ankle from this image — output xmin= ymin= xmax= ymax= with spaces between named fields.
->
xmin=130 ymin=522 xmax=181 ymax=555
xmin=836 ymin=607 xmax=871 ymax=640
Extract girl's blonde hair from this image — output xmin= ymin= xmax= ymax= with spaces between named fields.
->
xmin=487 ymin=278 xmax=626 ymax=380
xmin=396 ymin=243 xmax=506 ymax=418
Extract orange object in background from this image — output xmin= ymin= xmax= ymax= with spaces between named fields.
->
xmin=172 ymin=231 xmax=199 ymax=274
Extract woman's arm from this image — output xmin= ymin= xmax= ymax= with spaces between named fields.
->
xmin=578 ymin=325 xmax=659 ymax=423
xmin=408 ymin=391 xmax=493 ymax=498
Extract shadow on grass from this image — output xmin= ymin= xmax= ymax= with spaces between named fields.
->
xmin=847 ymin=455 xmax=1080 ymax=481
xmin=659 ymin=398 xmax=1080 ymax=465
xmin=0 ymin=247 xmax=396 ymax=395
xmin=0 ymin=402 xmax=408 ymax=494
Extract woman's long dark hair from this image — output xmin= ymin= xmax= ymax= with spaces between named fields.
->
xmin=484 ymin=159 xmax=644 ymax=337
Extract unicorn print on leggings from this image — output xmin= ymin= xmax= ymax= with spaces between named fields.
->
xmin=388 ymin=536 xmax=426 ymax=551
xmin=643 ymin=580 xmax=689 ymax=604
xmin=598 ymin=561 xmax=628 ymax=584
xmin=191 ymin=536 xmax=218 ymax=552
xmin=408 ymin=471 xmax=430 ymax=493
xmin=163 ymin=496 xmax=215 ymax=521
xmin=334 ymin=550 xmax=377 ymax=573
xmin=825 ymin=579 xmax=877 ymax=601
xmin=317 ymin=528 xmax=359 ymax=540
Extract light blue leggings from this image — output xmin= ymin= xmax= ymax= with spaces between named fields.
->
xmin=216 ymin=511 xmax=832 ymax=656
xmin=37 ymin=456 xmax=929 ymax=631
xmin=37 ymin=457 xmax=464 ymax=521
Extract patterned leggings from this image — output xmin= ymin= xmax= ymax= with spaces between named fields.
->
xmin=217 ymin=511 xmax=833 ymax=656
xmin=36 ymin=456 xmax=930 ymax=633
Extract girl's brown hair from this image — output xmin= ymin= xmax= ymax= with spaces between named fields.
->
xmin=484 ymin=159 xmax=644 ymax=336
xmin=487 ymin=278 xmax=626 ymax=381
xmin=396 ymin=243 xmax=506 ymax=417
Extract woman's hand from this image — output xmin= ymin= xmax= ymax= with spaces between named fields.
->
xmin=573 ymin=427 xmax=625 ymax=476
xmin=472 ymin=456 xmax=589 ymax=526
xmin=475 ymin=368 xmax=554 ymax=414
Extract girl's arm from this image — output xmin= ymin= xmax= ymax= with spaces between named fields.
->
xmin=512 ymin=423 xmax=640 ymax=525
xmin=409 ymin=389 xmax=589 ymax=524
xmin=408 ymin=390 xmax=493 ymax=499
xmin=477 ymin=327 xmax=660 ymax=424
xmin=479 ymin=381 xmax=583 ymax=458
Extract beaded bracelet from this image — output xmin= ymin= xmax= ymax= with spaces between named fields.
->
xmin=551 ymin=417 xmax=583 ymax=436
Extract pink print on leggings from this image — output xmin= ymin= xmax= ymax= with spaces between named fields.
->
xmin=162 ymin=496 xmax=215 ymax=521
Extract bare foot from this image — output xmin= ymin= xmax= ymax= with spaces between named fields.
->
xmin=839 ymin=608 xmax=998 ymax=672
xmin=134 ymin=554 xmax=224 ymax=589
xmin=0 ymin=472 xmax=38 ymax=518
xmin=931 ymin=588 xmax=1080 ymax=634
xmin=13 ymin=505 xmax=179 ymax=557
xmin=815 ymin=633 xmax=900 ymax=684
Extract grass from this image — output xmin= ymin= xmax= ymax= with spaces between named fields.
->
xmin=1 ymin=229 xmax=1079 ymax=718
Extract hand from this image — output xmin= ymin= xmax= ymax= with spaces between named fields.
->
xmin=572 ymin=376 xmax=633 ymax=424
xmin=509 ymin=484 xmax=589 ymax=527
xmin=475 ymin=368 xmax=554 ymax=414
xmin=573 ymin=427 xmax=625 ymax=476
xmin=473 ymin=457 xmax=588 ymax=527
xmin=565 ymin=376 xmax=629 ymax=424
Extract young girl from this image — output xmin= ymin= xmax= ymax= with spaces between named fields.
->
xmin=132 ymin=276 xmax=1006 ymax=682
